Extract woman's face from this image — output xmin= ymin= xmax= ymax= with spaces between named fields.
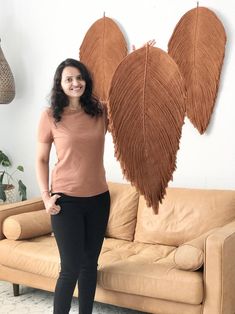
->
xmin=61 ymin=66 xmax=86 ymax=99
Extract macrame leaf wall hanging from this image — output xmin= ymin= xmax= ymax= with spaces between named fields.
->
xmin=168 ymin=6 xmax=226 ymax=134
xmin=108 ymin=45 xmax=186 ymax=213
xmin=80 ymin=16 xmax=128 ymax=102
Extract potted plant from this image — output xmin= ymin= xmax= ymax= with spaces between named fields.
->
xmin=0 ymin=150 xmax=27 ymax=203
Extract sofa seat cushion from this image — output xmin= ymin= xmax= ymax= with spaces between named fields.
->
xmin=98 ymin=239 xmax=203 ymax=305
xmin=98 ymin=260 xmax=203 ymax=305
xmin=0 ymin=236 xmax=175 ymax=279
xmin=0 ymin=236 xmax=203 ymax=305
xmin=99 ymin=238 xmax=176 ymax=266
xmin=0 ymin=235 xmax=60 ymax=278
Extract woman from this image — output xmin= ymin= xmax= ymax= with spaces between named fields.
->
xmin=36 ymin=58 xmax=110 ymax=314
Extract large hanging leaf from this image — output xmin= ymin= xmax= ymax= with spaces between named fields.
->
xmin=108 ymin=45 xmax=186 ymax=213
xmin=80 ymin=16 xmax=128 ymax=102
xmin=168 ymin=6 xmax=226 ymax=134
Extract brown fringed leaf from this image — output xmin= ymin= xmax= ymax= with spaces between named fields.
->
xmin=79 ymin=16 xmax=127 ymax=102
xmin=168 ymin=6 xmax=226 ymax=134
xmin=108 ymin=46 xmax=186 ymax=213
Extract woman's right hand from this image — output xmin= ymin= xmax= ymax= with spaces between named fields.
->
xmin=43 ymin=194 xmax=61 ymax=215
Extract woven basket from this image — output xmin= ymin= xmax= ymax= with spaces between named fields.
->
xmin=0 ymin=40 xmax=15 ymax=104
xmin=0 ymin=184 xmax=16 ymax=204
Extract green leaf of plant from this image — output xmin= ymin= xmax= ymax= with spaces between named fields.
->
xmin=0 ymin=184 xmax=6 ymax=202
xmin=0 ymin=171 xmax=4 ymax=184
xmin=18 ymin=180 xmax=27 ymax=201
xmin=17 ymin=166 xmax=24 ymax=172
xmin=0 ymin=151 xmax=11 ymax=167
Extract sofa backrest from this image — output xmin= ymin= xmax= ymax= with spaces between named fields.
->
xmin=134 ymin=187 xmax=235 ymax=246
xmin=105 ymin=182 xmax=139 ymax=241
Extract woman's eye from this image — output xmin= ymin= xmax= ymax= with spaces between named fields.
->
xmin=77 ymin=75 xmax=83 ymax=81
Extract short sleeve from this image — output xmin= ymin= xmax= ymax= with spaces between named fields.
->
xmin=37 ymin=109 xmax=53 ymax=143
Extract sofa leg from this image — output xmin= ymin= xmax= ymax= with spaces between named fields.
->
xmin=13 ymin=283 xmax=19 ymax=296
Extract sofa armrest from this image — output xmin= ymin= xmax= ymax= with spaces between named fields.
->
xmin=0 ymin=197 xmax=44 ymax=239
xmin=203 ymin=220 xmax=235 ymax=314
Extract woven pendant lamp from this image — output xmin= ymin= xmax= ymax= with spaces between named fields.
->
xmin=108 ymin=45 xmax=186 ymax=213
xmin=168 ymin=6 xmax=226 ymax=134
xmin=0 ymin=39 xmax=15 ymax=104
xmin=80 ymin=15 xmax=127 ymax=103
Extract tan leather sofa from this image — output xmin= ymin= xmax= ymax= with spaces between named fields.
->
xmin=0 ymin=182 xmax=235 ymax=314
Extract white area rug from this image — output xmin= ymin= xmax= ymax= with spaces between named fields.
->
xmin=0 ymin=280 xmax=146 ymax=314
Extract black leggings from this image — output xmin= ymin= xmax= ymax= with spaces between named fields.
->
xmin=51 ymin=190 xmax=110 ymax=314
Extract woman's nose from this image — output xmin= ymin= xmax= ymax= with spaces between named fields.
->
xmin=72 ymin=79 xmax=79 ymax=86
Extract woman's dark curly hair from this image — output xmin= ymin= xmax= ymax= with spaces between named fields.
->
xmin=50 ymin=58 xmax=103 ymax=122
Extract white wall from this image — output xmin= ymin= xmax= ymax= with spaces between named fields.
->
xmin=0 ymin=0 xmax=235 ymax=198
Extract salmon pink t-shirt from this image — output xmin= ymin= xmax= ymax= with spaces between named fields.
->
xmin=37 ymin=108 xmax=108 ymax=197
